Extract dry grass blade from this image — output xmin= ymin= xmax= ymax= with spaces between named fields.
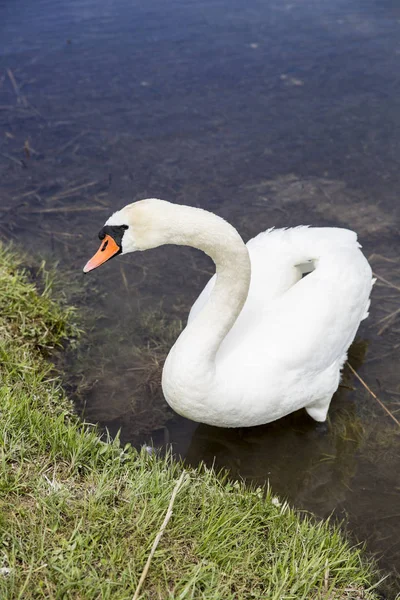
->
xmin=0 ymin=152 xmax=26 ymax=167
xmin=347 ymin=362 xmax=400 ymax=427
xmin=20 ymin=205 xmax=106 ymax=214
xmin=373 ymin=273 xmax=400 ymax=294
xmin=120 ymin=266 xmax=129 ymax=291
xmin=377 ymin=307 xmax=400 ymax=335
xmin=47 ymin=180 xmax=99 ymax=201
xmin=7 ymin=68 xmax=28 ymax=107
xmin=376 ymin=307 xmax=400 ymax=325
xmin=364 ymin=343 xmax=400 ymax=364
xmin=368 ymin=253 xmax=398 ymax=264
xmin=55 ymin=131 xmax=88 ymax=155
xmin=132 ymin=472 xmax=188 ymax=600
xmin=12 ymin=188 xmax=41 ymax=201
xmin=324 ymin=558 xmax=329 ymax=592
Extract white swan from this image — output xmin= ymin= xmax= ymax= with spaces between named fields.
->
xmin=83 ymin=199 xmax=374 ymax=428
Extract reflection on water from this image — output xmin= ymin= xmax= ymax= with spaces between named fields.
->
xmin=1 ymin=0 xmax=399 ymax=595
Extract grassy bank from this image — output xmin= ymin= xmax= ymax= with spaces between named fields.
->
xmin=0 ymin=244 xmax=380 ymax=599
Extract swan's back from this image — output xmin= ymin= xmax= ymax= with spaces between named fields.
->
xmin=189 ymin=226 xmax=373 ymax=375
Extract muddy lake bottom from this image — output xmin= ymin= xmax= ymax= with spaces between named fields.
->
xmin=1 ymin=0 xmax=400 ymax=595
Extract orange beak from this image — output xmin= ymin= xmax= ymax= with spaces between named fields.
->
xmin=83 ymin=235 xmax=121 ymax=273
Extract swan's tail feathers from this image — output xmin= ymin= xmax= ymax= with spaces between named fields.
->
xmin=361 ymin=277 xmax=376 ymax=321
xmin=305 ymin=394 xmax=333 ymax=422
xmin=361 ymin=298 xmax=371 ymax=321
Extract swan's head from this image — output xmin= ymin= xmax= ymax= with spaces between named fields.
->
xmin=83 ymin=198 xmax=238 ymax=273
xmin=83 ymin=199 xmax=174 ymax=273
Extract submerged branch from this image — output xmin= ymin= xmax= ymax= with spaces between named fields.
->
xmin=373 ymin=272 xmax=400 ymax=294
xmin=346 ymin=362 xmax=400 ymax=428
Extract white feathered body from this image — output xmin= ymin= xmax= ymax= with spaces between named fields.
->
xmin=92 ymin=199 xmax=374 ymax=429
xmin=164 ymin=226 xmax=373 ymax=427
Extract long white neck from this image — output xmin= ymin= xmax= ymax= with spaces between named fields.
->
xmin=175 ymin=210 xmax=250 ymax=358
xmin=146 ymin=202 xmax=251 ymax=411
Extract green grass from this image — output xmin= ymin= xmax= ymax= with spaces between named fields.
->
xmin=0 ymin=243 xmax=382 ymax=599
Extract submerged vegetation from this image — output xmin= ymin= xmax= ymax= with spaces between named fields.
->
xmin=69 ymin=298 xmax=182 ymax=441
xmin=0 ymin=243 xmax=382 ymax=599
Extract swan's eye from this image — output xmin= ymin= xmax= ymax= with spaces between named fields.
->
xmin=101 ymin=240 xmax=109 ymax=252
xmin=98 ymin=224 xmax=127 ymax=244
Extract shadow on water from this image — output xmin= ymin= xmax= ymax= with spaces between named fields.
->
xmin=1 ymin=0 xmax=400 ymax=595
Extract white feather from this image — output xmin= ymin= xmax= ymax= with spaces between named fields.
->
xmin=94 ymin=200 xmax=374 ymax=428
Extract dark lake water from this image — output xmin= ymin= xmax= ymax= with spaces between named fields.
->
xmin=1 ymin=0 xmax=400 ymax=595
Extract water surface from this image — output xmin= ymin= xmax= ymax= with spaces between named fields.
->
xmin=1 ymin=0 xmax=399 ymax=595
